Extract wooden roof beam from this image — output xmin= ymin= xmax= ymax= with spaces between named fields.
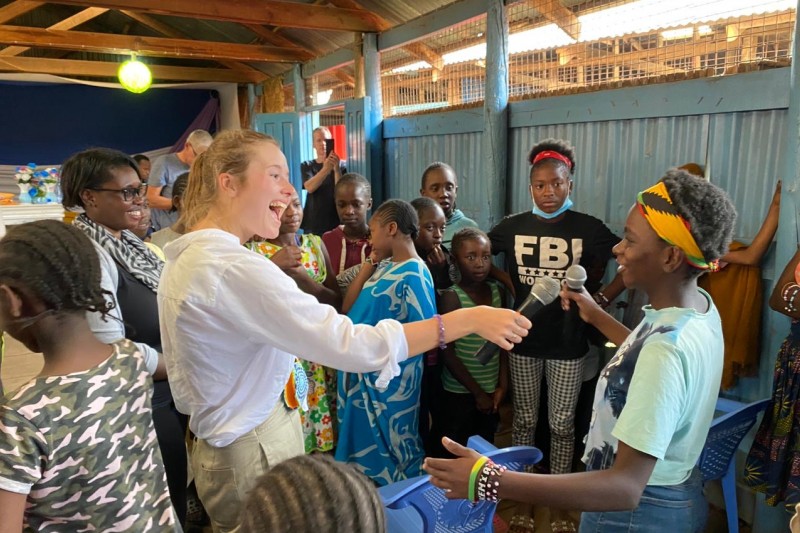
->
xmin=0 ymin=1 xmax=43 ymax=24
xmin=0 ymin=55 xmax=268 ymax=82
xmin=51 ymin=0 xmax=383 ymax=32
xmin=526 ymin=0 xmax=580 ymax=40
xmin=117 ymin=11 xmax=270 ymax=80
xmin=0 ymin=25 xmax=310 ymax=62
xmin=0 ymin=7 xmax=109 ymax=56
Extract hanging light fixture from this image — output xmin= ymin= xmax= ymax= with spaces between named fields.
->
xmin=118 ymin=54 xmax=152 ymax=94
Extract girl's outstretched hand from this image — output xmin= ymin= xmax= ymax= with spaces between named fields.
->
xmin=424 ymin=437 xmax=482 ymax=499
xmin=559 ymin=283 xmax=601 ymax=325
xmin=471 ymin=307 xmax=531 ymax=351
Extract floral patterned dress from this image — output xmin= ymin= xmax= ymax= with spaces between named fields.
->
xmin=247 ymin=234 xmax=337 ymax=453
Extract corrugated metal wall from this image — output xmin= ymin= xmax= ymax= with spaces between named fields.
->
xmin=384 ymin=131 xmax=485 ymax=222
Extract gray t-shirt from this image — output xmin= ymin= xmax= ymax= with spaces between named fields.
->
xmin=148 ymin=153 xmax=188 ymax=231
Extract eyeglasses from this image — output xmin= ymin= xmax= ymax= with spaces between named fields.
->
xmin=89 ymin=184 xmax=148 ymax=202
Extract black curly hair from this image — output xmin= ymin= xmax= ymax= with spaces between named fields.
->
xmin=60 ymin=148 xmax=141 ymax=209
xmin=170 ymin=172 xmax=190 ymax=212
xmin=421 ymin=161 xmax=456 ymax=189
xmin=373 ymin=199 xmax=419 ymax=240
xmin=0 ymin=220 xmax=113 ymax=318
xmin=451 ymin=227 xmax=491 ymax=255
xmin=410 ymin=196 xmax=442 ymax=218
xmin=335 ymin=172 xmax=372 ymax=197
xmin=528 ymin=138 xmax=577 ymax=177
xmin=660 ymin=168 xmax=737 ymax=278
xmin=240 ymin=455 xmax=385 ymax=533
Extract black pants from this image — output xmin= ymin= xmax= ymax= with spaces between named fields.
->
xmin=152 ymin=382 xmax=189 ymax=525
xmin=432 ymin=389 xmax=499 ymax=457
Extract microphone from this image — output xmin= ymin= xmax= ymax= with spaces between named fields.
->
xmin=474 ymin=275 xmax=561 ymax=365
xmin=562 ymin=264 xmax=587 ymax=343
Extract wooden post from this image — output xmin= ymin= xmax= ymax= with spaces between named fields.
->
xmin=354 ymin=33 xmax=365 ymax=99
xmin=292 ymin=63 xmax=305 ymax=112
xmin=482 ymin=0 xmax=509 ymax=228
xmin=364 ymin=32 xmax=385 ymax=202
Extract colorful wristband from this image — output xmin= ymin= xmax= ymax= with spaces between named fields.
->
xmin=468 ymin=456 xmax=489 ymax=503
xmin=434 ymin=313 xmax=447 ymax=350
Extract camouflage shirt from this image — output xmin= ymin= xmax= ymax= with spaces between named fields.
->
xmin=0 ymin=339 xmax=176 ymax=531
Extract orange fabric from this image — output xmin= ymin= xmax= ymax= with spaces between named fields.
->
xmin=698 ymin=242 xmax=763 ymax=390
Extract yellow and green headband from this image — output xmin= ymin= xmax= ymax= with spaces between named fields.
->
xmin=636 ymin=181 xmax=718 ymax=272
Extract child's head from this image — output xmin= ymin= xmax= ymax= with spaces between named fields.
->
xmin=616 ymin=168 xmax=736 ymax=290
xmin=171 ymin=172 xmax=190 ymax=213
xmin=0 ymin=220 xmax=111 ymax=352
xmin=278 ymin=186 xmax=303 ymax=236
xmin=132 ymin=154 xmax=151 ymax=180
xmin=132 ymin=200 xmax=152 ymax=240
xmin=368 ymin=199 xmax=418 ymax=257
xmin=451 ymin=227 xmax=492 ymax=284
xmin=180 ymin=130 xmax=292 ymax=240
xmin=335 ymin=173 xmax=372 ymax=232
xmin=528 ymin=139 xmax=576 ymax=215
xmin=420 ymin=162 xmax=458 ymax=218
xmin=241 ymin=455 xmax=385 ymax=533
xmin=410 ymin=197 xmax=446 ymax=254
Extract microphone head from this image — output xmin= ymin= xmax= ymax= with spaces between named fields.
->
xmin=530 ymin=276 xmax=561 ymax=305
xmin=565 ymin=264 xmax=588 ymax=290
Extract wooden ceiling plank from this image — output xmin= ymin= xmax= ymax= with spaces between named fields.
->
xmin=117 ymin=10 xmax=264 ymax=78
xmin=0 ymin=55 xmax=267 ymax=82
xmin=0 ymin=24 xmax=311 ymax=62
xmin=0 ymin=7 xmax=109 ymax=56
xmin=526 ymin=0 xmax=580 ymax=40
xmin=0 ymin=0 xmax=43 ymax=25
xmin=50 ymin=0 xmax=382 ymax=32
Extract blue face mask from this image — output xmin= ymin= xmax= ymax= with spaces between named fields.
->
xmin=532 ymin=196 xmax=573 ymax=219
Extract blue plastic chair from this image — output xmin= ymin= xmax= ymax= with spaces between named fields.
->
xmin=380 ymin=436 xmax=542 ymax=533
xmin=697 ymin=397 xmax=770 ymax=533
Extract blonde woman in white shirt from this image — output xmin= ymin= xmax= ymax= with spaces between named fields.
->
xmin=157 ymin=129 xmax=532 ymax=533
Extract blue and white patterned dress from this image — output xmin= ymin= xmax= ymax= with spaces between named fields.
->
xmin=335 ymin=258 xmax=436 ymax=486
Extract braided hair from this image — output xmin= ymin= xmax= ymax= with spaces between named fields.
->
xmin=528 ymin=138 xmax=577 ymax=176
xmin=373 ymin=199 xmax=419 ymax=240
xmin=240 ymin=455 xmax=386 ymax=533
xmin=0 ymin=220 xmax=113 ymax=317
xmin=171 ymin=172 xmax=190 ymax=212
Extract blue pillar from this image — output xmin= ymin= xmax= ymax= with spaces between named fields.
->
xmin=751 ymin=2 xmax=800 ymax=531
xmin=482 ymin=0 xmax=509 ymax=228
xmin=363 ymin=32 xmax=385 ymax=203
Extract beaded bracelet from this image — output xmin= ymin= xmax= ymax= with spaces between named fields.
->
xmin=468 ymin=456 xmax=490 ymax=503
xmin=475 ymin=459 xmax=507 ymax=503
xmin=783 ymin=282 xmax=800 ymax=302
xmin=786 ymin=285 xmax=800 ymax=313
xmin=434 ymin=314 xmax=447 ymax=350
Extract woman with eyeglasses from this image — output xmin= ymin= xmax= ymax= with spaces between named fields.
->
xmin=60 ymin=148 xmax=188 ymax=526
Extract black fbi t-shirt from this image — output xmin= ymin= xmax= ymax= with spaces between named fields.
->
xmin=489 ymin=210 xmax=619 ymax=359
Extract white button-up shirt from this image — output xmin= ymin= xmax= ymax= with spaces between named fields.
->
xmin=158 ymin=229 xmax=408 ymax=447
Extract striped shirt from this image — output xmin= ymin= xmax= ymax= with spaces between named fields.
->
xmin=441 ymin=282 xmax=503 ymax=394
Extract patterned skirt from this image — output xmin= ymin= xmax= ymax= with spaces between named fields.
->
xmin=744 ymin=320 xmax=800 ymax=506
xmin=299 ymin=361 xmax=337 ymax=453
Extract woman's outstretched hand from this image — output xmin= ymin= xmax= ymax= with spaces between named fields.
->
xmin=423 ymin=437 xmax=482 ymax=500
xmin=471 ymin=307 xmax=532 ymax=350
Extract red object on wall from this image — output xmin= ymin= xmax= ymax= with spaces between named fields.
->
xmin=327 ymin=124 xmax=347 ymax=163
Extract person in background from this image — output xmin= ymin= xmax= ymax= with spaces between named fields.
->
xmin=60 ymin=148 xmax=188 ymax=525
xmin=159 ymin=130 xmax=531 ymax=533
xmin=745 ymin=246 xmax=800 ymax=507
xmin=151 ymin=172 xmax=189 ymax=251
xmin=147 ymin=130 xmax=213 ymax=232
xmin=323 ymin=173 xmax=373 ymax=278
xmin=433 ymin=227 xmax=509 ymax=455
xmin=411 ymin=197 xmax=453 ymax=291
xmin=0 ymin=212 xmax=4 ymax=397
xmin=133 ymin=153 xmax=151 ymax=181
xmin=420 ymin=162 xmax=478 ymax=248
xmin=240 ymin=455 xmax=385 ymax=533
xmin=131 ymin=200 xmax=165 ymax=260
xmin=488 ymin=138 xmax=624 ymax=533
xmin=425 ymin=170 xmax=737 ymax=533
xmin=0 ymin=221 xmax=177 ymax=532
xmin=337 ymin=199 xmax=437 ymax=486
xmin=301 ymin=126 xmax=347 ymax=235
xmin=247 ymin=186 xmax=341 ymax=454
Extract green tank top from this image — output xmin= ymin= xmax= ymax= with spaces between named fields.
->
xmin=441 ymin=282 xmax=503 ymax=394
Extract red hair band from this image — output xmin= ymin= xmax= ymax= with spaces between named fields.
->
xmin=531 ymin=150 xmax=573 ymax=170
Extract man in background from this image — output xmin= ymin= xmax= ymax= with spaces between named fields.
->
xmin=147 ymin=129 xmax=212 ymax=231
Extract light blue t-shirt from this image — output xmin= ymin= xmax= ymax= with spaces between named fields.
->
xmin=442 ymin=209 xmax=479 ymax=248
xmin=148 ymin=153 xmax=189 ymax=231
xmin=582 ymin=289 xmax=722 ymax=486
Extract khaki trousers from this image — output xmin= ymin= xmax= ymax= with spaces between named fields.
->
xmin=192 ymin=404 xmax=304 ymax=533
